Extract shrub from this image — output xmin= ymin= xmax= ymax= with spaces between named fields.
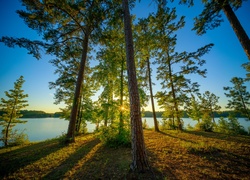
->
xmin=8 ymin=129 xmax=29 ymax=146
xmin=186 ymin=124 xmax=194 ymax=130
xmin=142 ymin=119 xmax=148 ymax=129
xmin=196 ymin=117 xmax=214 ymax=132
xmin=227 ymin=115 xmax=242 ymax=135
xmin=214 ymin=117 xmax=230 ymax=134
xmin=160 ymin=118 xmax=179 ymax=130
xmin=214 ymin=116 xmax=248 ymax=135
xmin=98 ymin=125 xmax=131 ymax=148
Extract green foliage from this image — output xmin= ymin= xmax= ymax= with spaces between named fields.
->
xmin=192 ymin=0 xmax=245 ymax=35
xmin=160 ymin=118 xmax=179 ymax=130
xmin=7 ymin=129 xmax=29 ymax=146
xmin=242 ymin=62 xmax=250 ymax=81
xmin=0 ymin=76 xmax=29 ymax=146
xmin=143 ymin=111 xmax=164 ymax=117
xmin=186 ymin=123 xmax=194 ymax=130
xmin=214 ymin=117 xmax=230 ymax=134
xmin=19 ymin=110 xmax=57 ymax=118
xmin=97 ymin=125 xmax=131 ymax=148
xmin=198 ymin=91 xmax=221 ymax=120
xmin=151 ymin=4 xmax=213 ymax=130
xmin=142 ymin=119 xmax=149 ymax=129
xmin=214 ymin=115 xmax=248 ymax=135
xmin=195 ymin=113 xmax=214 ymax=132
xmin=186 ymin=94 xmax=202 ymax=122
xmin=224 ymin=77 xmax=250 ymax=120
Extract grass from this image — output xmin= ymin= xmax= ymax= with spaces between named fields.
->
xmin=0 ymin=130 xmax=250 ymax=179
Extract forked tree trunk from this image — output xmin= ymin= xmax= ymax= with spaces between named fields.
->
xmin=222 ymin=4 xmax=250 ymax=60
xmin=122 ymin=0 xmax=150 ymax=172
xmin=147 ymin=57 xmax=159 ymax=132
xmin=67 ymin=34 xmax=89 ymax=142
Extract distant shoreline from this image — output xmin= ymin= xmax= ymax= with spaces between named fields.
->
xmin=1 ymin=110 xmax=246 ymax=119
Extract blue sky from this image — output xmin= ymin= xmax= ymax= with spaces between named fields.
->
xmin=0 ymin=0 xmax=249 ymax=113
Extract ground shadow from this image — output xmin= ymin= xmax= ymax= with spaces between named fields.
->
xmin=145 ymin=148 xmax=177 ymax=180
xmin=70 ymin=144 xmax=132 ymax=179
xmin=0 ymin=138 xmax=66 ymax=178
xmin=158 ymin=131 xmax=198 ymax=144
xmin=187 ymin=147 xmax=250 ymax=179
xmin=68 ymin=142 xmax=167 ymax=180
xmin=184 ymin=130 xmax=250 ymax=143
xmin=43 ymin=138 xmax=101 ymax=179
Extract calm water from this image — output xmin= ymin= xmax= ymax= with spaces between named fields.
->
xmin=143 ymin=117 xmax=250 ymax=131
xmin=0 ymin=117 xmax=249 ymax=146
xmin=0 ymin=118 xmax=95 ymax=146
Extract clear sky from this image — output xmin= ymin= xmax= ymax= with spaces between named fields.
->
xmin=0 ymin=0 xmax=249 ymax=113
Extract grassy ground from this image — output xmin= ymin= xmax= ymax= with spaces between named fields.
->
xmin=0 ymin=130 xmax=249 ymax=179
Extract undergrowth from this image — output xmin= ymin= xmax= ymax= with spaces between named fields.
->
xmin=1 ymin=130 xmax=250 ymax=179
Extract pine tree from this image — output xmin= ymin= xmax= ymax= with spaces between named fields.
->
xmin=0 ymin=0 xmax=120 ymax=142
xmin=186 ymin=94 xmax=202 ymax=123
xmin=198 ymin=91 xmax=221 ymax=123
xmin=122 ymin=0 xmax=150 ymax=172
xmin=93 ymin=19 xmax=129 ymax=130
xmin=224 ymin=77 xmax=250 ymax=120
xmin=0 ymin=76 xmax=28 ymax=146
xmin=192 ymin=0 xmax=250 ymax=60
xmin=135 ymin=18 xmax=159 ymax=132
xmin=153 ymin=5 xmax=213 ymax=130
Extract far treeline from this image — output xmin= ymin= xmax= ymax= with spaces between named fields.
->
xmin=0 ymin=110 xmax=62 ymax=118
xmin=1 ymin=110 xmax=245 ymax=119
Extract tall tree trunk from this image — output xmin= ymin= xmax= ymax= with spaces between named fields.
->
xmin=119 ymin=57 xmax=125 ymax=133
xmin=5 ymin=119 xmax=12 ymax=146
xmin=104 ymin=103 xmax=109 ymax=127
xmin=222 ymin=4 xmax=250 ymax=60
xmin=76 ymin=93 xmax=83 ymax=133
xmin=67 ymin=34 xmax=89 ymax=142
xmin=167 ymin=55 xmax=182 ymax=130
xmin=146 ymin=57 xmax=159 ymax=132
xmin=122 ymin=0 xmax=150 ymax=172
xmin=5 ymin=102 xmax=16 ymax=146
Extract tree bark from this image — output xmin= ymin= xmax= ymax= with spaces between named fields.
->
xmin=67 ymin=34 xmax=89 ymax=142
xmin=75 ymin=93 xmax=83 ymax=133
xmin=122 ymin=0 xmax=150 ymax=172
xmin=167 ymin=54 xmax=182 ymax=130
xmin=5 ymin=100 xmax=17 ymax=146
xmin=222 ymin=4 xmax=250 ymax=60
xmin=147 ymin=57 xmax=159 ymax=132
xmin=119 ymin=57 xmax=125 ymax=132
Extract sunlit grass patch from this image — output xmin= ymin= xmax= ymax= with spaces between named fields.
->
xmin=1 ymin=133 xmax=97 ymax=179
xmin=1 ymin=129 xmax=250 ymax=179
xmin=144 ymin=129 xmax=250 ymax=179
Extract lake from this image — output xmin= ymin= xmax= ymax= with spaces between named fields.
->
xmin=0 ymin=117 xmax=249 ymax=147
xmin=143 ymin=117 xmax=250 ymax=131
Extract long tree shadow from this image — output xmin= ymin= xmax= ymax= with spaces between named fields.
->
xmin=184 ymin=130 xmax=250 ymax=143
xmin=43 ymin=138 xmax=101 ymax=179
xmin=158 ymin=131 xmax=198 ymax=144
xmin=65 ymin=142 xmax=167 ymax=180
xmin=145 ymin=148 xmax=177 ymax=180
xmin=187 ymin=147 xmax=250 ymax=179
xmin=0 ymin=138 xmax=66 ymax=178
xmin=70 ymin=144 xmax=132 ymax=179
